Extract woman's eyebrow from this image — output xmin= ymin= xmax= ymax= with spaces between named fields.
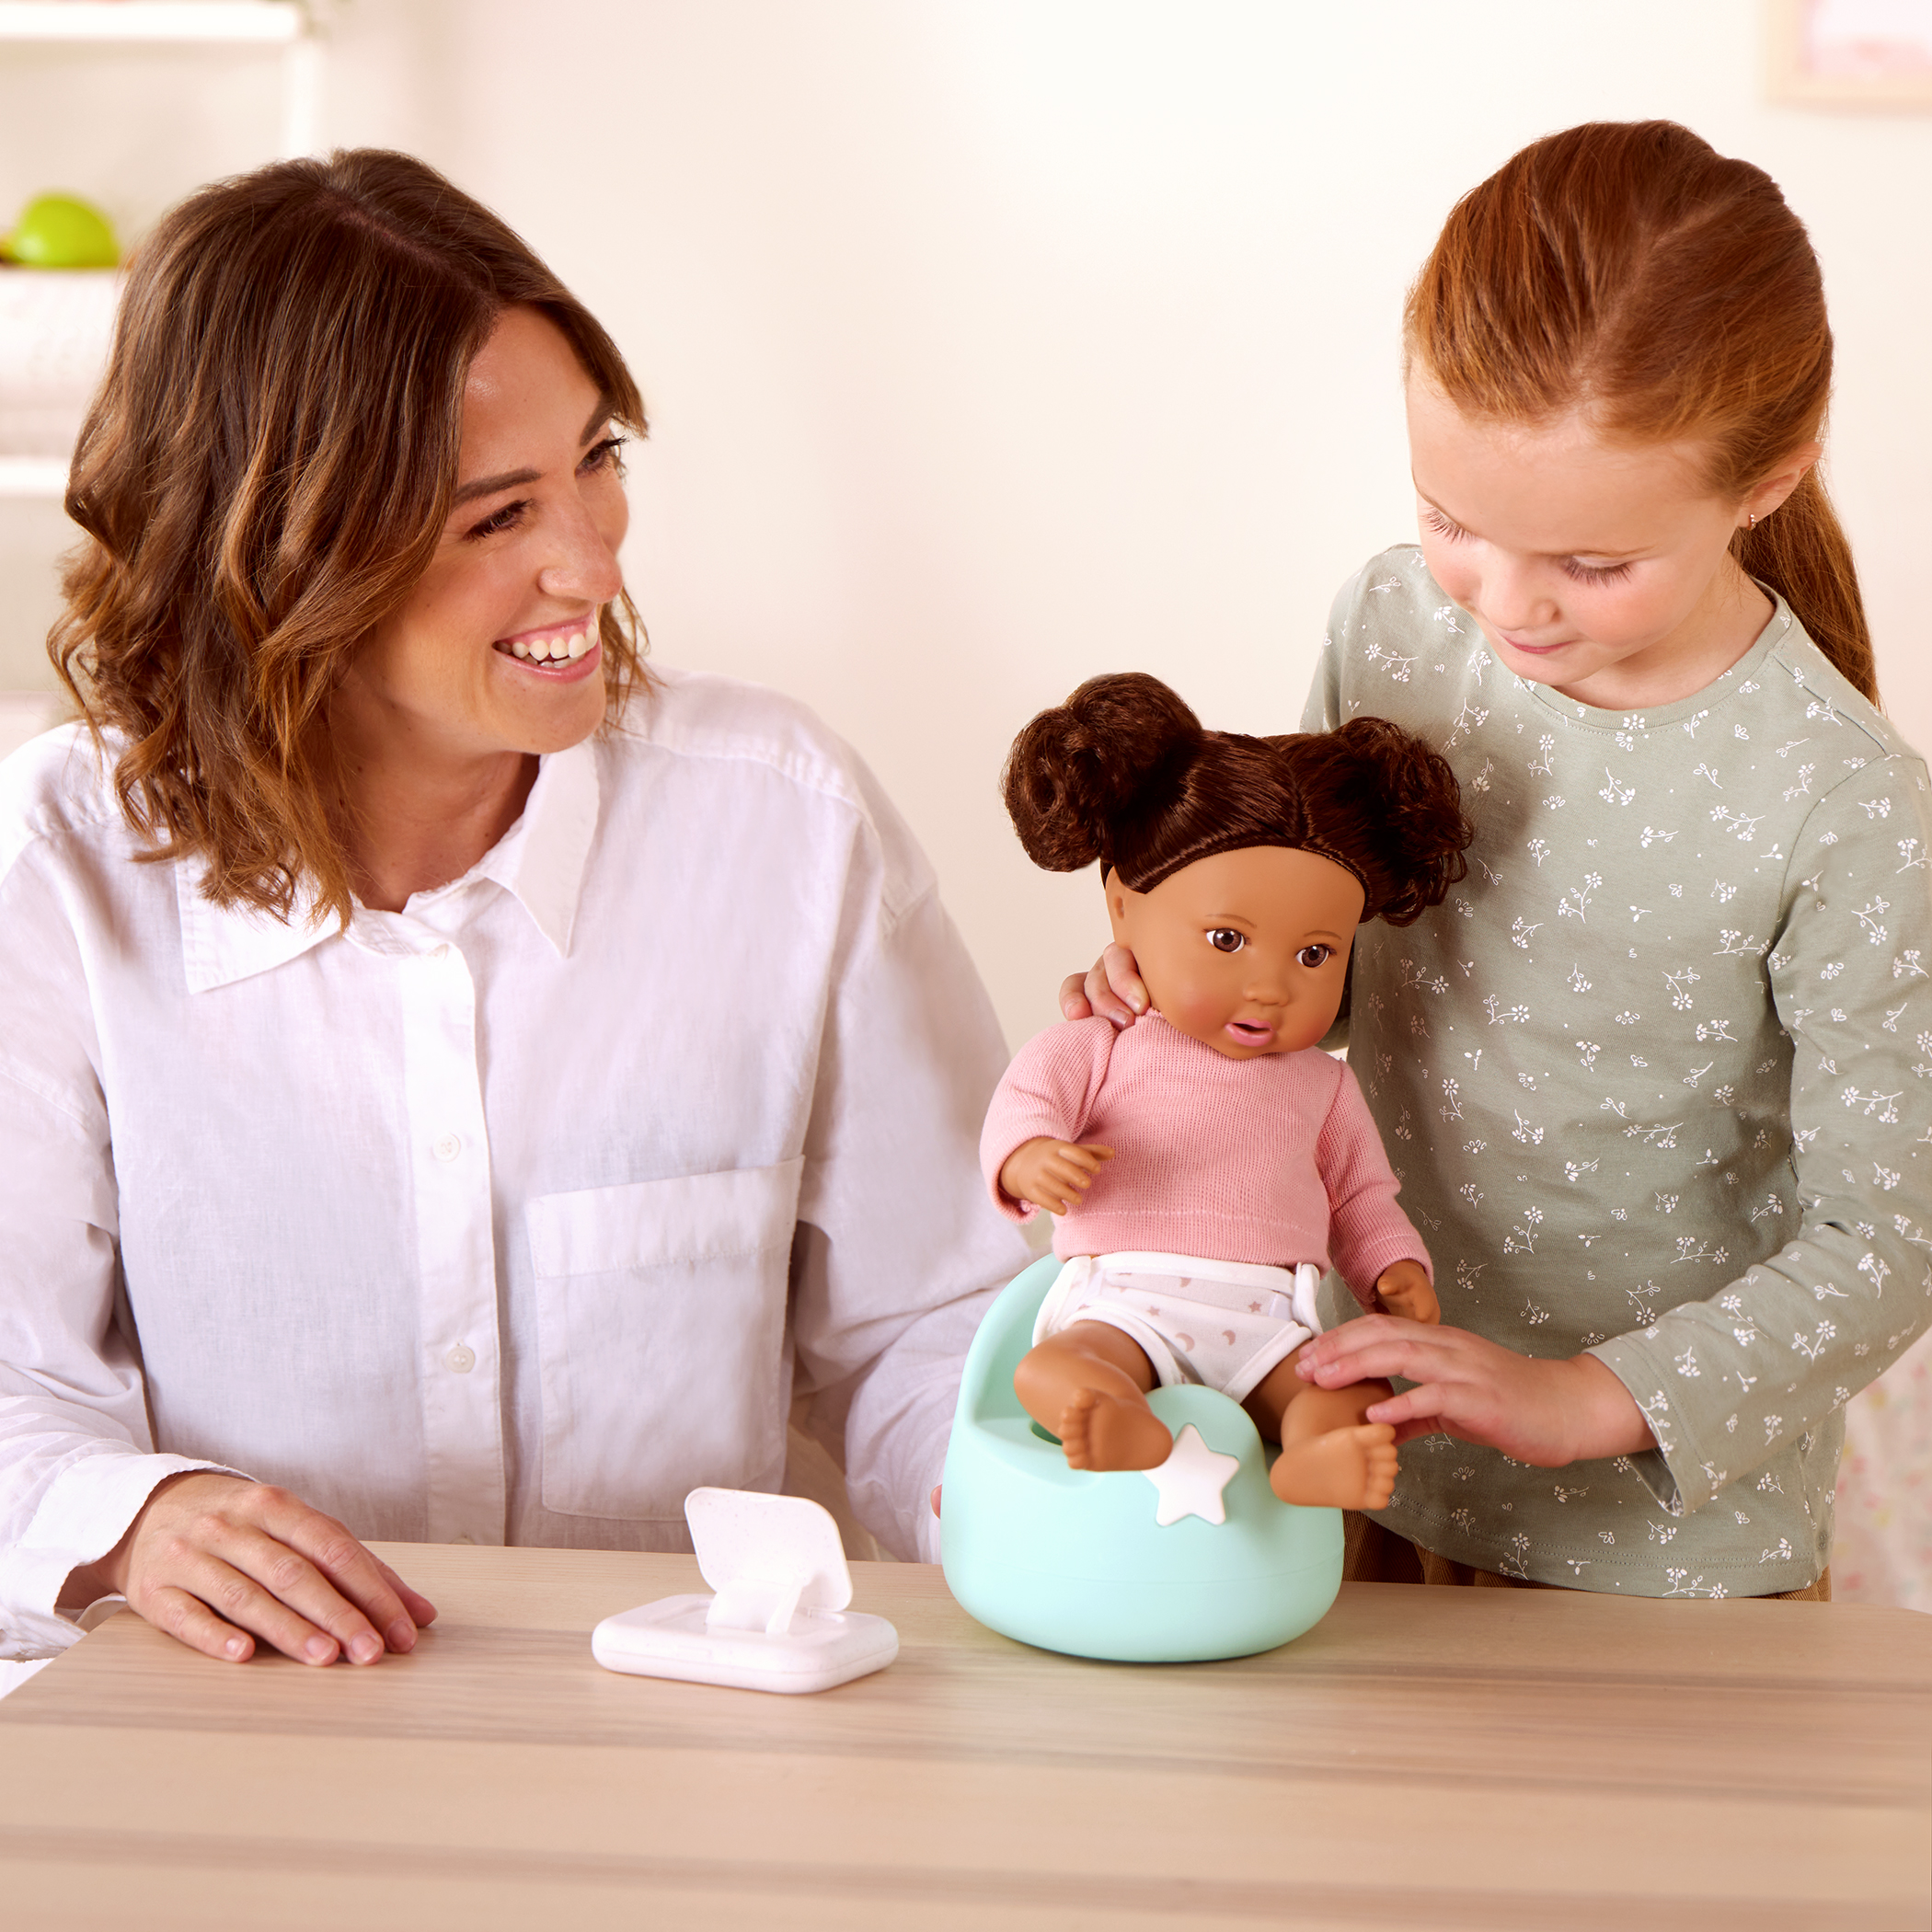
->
xmin=450 ymin=397 xmax=618 ymax=507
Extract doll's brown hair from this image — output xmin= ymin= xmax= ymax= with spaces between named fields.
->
xmin=1003 ymin=673 xmax=1470 ymax=926
xmin=1408 ymin=120 xmax=1874 ymax=702
xmin=51 ymin=148 xmax=650 ymax=927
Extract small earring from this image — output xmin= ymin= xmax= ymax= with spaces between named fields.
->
xmin=1746 ymin=512 xmax=1758 ymax=530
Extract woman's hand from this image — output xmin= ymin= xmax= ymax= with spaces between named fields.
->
xmin=1294 ymin=1317 xmax=1653 ymax=1466
xmin=1373 ymin=1259 xmax=1440 ymax=1325
xmin=72 ymin=1471 xmax=437 ymax=1666
xmin=999 ymin=1137 xmax=1114 ymax=1215
xmin=1057 ymin=943 xmax=1149 ymax=1028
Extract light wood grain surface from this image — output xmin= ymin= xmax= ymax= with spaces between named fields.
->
xmin=1 ymin=1543 xmax=1927 ymax=1930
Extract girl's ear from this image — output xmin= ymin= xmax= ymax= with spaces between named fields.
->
xmin=1741 ymin=441 xmax=1823 ymax=526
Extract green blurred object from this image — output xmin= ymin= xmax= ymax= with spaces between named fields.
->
xmin=1 ymin=193 xmax=119 ymax=270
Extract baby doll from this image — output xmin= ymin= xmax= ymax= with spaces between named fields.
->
xmin=981 ymin=673 xmax=1472 ymax=1511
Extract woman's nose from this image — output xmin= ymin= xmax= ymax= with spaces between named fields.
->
xmin=537 ymin=498 xmax=626 ymax=605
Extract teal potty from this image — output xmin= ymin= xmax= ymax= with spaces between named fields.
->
xmin=940 ymin=1257 xmax=1342 ymax=1662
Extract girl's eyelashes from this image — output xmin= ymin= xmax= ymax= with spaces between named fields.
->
xmin=1563 ymin=557 xmax=1634 ymax=586
xmin=1422 ymin=502 xmax=1636 ymax=587
xmin=1297 ymin=944 xmax=1334 ymax=968
xmin=1206 ymin=928 xmax=1246 ymax=954
xmin=461 ymin=437 xmax=629 ymax=542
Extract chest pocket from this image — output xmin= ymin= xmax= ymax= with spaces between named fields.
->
xmin=525 ymin=1157 xmax=804 ymax=1519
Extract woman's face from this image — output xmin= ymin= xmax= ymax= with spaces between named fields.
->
xmin=1105 ymin=845 xmax=1363 ymax=1060
xmin=1406 ymin=379 xmax=1813 ymax=711
xmin=342 ymin=305 xmax=629 ymax=765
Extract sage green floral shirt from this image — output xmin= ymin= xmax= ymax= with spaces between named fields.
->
xmin=1306 ymin=546 xmax=1932 ymax=1595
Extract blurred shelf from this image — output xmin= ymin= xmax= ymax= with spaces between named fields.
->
xmin=0 ymin=3 xmax=304 ymax=41
xmin=0 ymin=456 xmax=67 ymax=498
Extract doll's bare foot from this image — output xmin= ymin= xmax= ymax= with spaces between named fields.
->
xmin=1270 ymin=1422 xmax=1399 ymax=1510
xmin=1059 ymin=1387 xmax=1173 ymax=1472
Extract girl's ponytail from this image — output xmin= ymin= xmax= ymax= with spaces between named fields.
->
xmin=1734 ymin=469 xmax=1876 ymax=702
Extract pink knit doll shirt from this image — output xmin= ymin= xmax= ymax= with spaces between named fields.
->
xmin=980 ymin=1014 xmax=1431 ymax=1308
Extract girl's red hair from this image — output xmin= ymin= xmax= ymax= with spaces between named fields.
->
xmin=1406 ymin=120 xmax=1875 ymax=702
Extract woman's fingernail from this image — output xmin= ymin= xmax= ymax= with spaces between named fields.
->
xmin=224 ymin=1636 xmax=247 ymax=1659
xmin=305 ymin=1635 xmax=336 ymax=1663
xmin=350 ymin=1633 xmax=382 ymax=1665
xmin=387 ymin=1617 xmax=417 ymax=1652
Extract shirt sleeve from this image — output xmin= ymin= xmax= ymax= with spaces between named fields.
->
xmin=976 ymin=1020 xmax=1110 ymax=1225
xmin=0 ymin=838 xmax=239 ymax=1658
xmin=1589 ymin=754 xmax=1932 ymax=1516
xmin=1316 ymin=1059 xmax=1433 ymax=1306
xmin=786 ymin=817 xmax=1032 ymax=1564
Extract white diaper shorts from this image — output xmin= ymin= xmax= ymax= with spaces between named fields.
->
xmin=1030 ymin=1250 xmax=1324 ymax=1403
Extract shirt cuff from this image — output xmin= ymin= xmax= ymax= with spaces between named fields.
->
xmin=5 ymin=1450 xmax=247 ymax=1657
xmin=1586 ymin=1340 xmax=1690 ymax=1517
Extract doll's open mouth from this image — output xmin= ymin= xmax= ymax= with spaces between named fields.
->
xmin=1226 ymin=1020 xmax=1275 ymax=1045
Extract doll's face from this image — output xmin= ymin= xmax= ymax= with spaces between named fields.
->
xmin=1105 ymin=845 xmax=1364 ymax=1060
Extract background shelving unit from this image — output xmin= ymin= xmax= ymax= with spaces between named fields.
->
xmin=0 ymin=1 xmax=317 ymax=715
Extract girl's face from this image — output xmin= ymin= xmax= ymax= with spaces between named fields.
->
xmin=339 ymin=305 xmax=629 ymax=768
xmin=1406 ymin=379 xmax=1816 ymax=711
xmin=1105 ymin=845 xmax=1364 ymax=1060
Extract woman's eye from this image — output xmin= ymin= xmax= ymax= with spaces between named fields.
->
xmin=1206 ymin=928 xmax=1245 ymax=954
xmin=1297 ymin=944 xmax=1333 ymax=968
xmin=581 ymin=434 xmax=628 ymax=477
xmin=466 ymin=500 xmax=527 ymax=541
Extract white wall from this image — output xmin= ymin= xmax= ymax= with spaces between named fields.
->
xmin=8 ymin=0 xmax=1932 ymax=1046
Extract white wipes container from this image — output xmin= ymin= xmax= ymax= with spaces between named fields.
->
xmin=592 ymin=1488 xmax=899 ymax=1694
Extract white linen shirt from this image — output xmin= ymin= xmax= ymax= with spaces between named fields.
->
xmin=0 ymin=667 xmax=1029 ymax=1656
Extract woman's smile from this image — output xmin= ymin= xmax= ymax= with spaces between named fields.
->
xmin=493 ymin=610 xmax=604 ymax=673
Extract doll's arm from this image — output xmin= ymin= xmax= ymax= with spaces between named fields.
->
xmin=999 ymin=1138 xmax=1114 ymax=1216
xmin=1374 ymin=1258 xmax=1439 ymax=1325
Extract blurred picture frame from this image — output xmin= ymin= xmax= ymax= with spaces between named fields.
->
xmin=1768 ymin=0 xmax=1932 ymax=105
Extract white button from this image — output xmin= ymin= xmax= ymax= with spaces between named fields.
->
xmin=431 ymin=1133 xmax=461 ymax=1162
xmin=433 ymin=944 xmax=451 ymax=960
xmin=445 ymin=1343 xmax=476 ymax=1374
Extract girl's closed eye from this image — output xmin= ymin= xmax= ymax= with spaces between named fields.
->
xmin=1206 ymin=927 xmax=1246 ymax=953
xmin=1297 ymin=944 xmax=1333 ymax=968
xmin=1563 ymin=557 xmax=1634 ymax=586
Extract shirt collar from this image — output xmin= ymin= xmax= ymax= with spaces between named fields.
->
xmin=175 ymin=739 xmax=602 ymax=993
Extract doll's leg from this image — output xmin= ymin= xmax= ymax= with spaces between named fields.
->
xmin=1014 ymin=1322 xmax=1174 ymax=1472
xmin=1244 ymin=1350 xmax=1399 ymax=1510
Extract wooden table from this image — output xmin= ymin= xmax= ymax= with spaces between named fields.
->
xmin=1 ymin=1545 xmax=1927 ymax=1930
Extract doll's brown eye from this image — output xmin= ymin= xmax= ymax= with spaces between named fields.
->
xmin=1298 ymin=944 xmax=1333 ymax=968
xmin=1207 ymin=928 xmax=1245 ymax=953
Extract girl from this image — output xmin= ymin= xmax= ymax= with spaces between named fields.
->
xmin=1071 ymin=121 xmax=1932 ymax=1597
xmin=983 ymin=677 xmax=1468 ymax=1511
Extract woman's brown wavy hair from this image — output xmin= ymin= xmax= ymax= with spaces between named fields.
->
xmin=52 ymin=147 xmax=650 ymax=926
xmin=1406 ymin=120 xmax=1875 ymax=702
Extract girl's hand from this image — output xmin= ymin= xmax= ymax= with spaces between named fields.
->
xmin=71 ymin=1471 xmax=437 ymax=1667
xmin=1374 ymin=1259 xmax=1440 ymax=1325
xmin=1295 ymin=1317 xmax=1653 ymax=1466
xmin=999 ymin=1137 xmax=1115 ymax=1215
xmin=1058 ymin=944 xmax=1149 ymax=1028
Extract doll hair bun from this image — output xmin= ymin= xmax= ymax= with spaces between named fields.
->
xmin=1002 ymin=673 xmax=1472 ymax=927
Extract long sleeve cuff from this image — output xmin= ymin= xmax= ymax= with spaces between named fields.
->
xmin=3 ymin=1450 xmax=246 ymax=1658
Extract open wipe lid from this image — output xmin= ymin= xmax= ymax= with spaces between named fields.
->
xmin=591 ymin=1489 xmax=899 ymax=1695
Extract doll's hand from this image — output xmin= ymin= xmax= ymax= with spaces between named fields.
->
xmin=1374 ymin=1259 xmax=1439 ymax=1325
xmin=1294 ymin=1317 xmax=1653 ymax=1466
xmin=1058 ymin=944 xmax=1149 ymax=1029
xmin=999 ymin=1137 xmax=1115 ymax=1215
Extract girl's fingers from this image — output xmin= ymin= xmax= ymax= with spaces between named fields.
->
xmin=1058 ymin=972 xmax=1094 ymax=1021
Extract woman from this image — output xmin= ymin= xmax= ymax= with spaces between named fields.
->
xmin=0 ymin=151 xmax=1026 ymax=1670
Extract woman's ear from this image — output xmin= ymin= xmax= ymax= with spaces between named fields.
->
xmin=1742 ymin=441 xmax=1823 ymax=526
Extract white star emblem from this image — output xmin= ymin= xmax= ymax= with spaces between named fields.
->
xmin=1141 ymin=1423 xmax=1240 ymax=1527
